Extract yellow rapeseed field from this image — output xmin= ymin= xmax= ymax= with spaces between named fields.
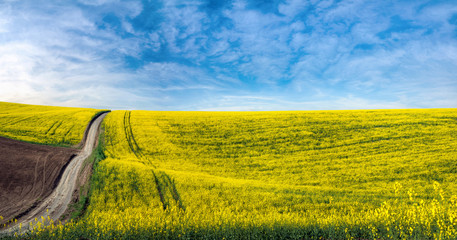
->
xmin=0 ymin=102 xmax=107 ymax=146
xmin=13 ymin=109 xmax=457 ymax=239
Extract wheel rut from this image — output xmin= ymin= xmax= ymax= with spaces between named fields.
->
xmin=122 ymin=111 xmax=184 ymax=211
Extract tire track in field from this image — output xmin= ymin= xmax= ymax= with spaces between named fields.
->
xmin=123 ymin=111 xmax=170 ymax=209
xmin=62 ymin=125 xmax=74 ymax=144
xmin=123 ymin=111 xmax=145 ymax=160
xmin=49 ymin=121 xmax=63 ymax=136
xmin=39 ymin=153 xmax=49 ymax=197
xmin=44 ymin=121 xmax=59 ymax=135
xmin=122 ymin=111 xmax=184 ymax=211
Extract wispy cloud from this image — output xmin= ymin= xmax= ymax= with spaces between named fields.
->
xmin=0 ymin=0 xmax=456 ymax=110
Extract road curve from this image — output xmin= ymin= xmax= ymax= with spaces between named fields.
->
xmin=1 ymin=112 xmax=108 ymax=234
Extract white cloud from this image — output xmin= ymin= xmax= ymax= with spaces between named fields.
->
xmin=278 ymin=0 xmax=309 ymax=18
xmin=140 ymin=61 xmax=237 ymax=89
xmin=196 ymin=93 xmax=409 ymax=111
xmin=158 ymin=2 xmax=209 ymax=56
xmin=0 ymin=40 xmax=148 ymax=109
xmin=416 ymin=3 xmax=457 ymax=23
xmin=216 ymin=6 xmax=299 ymax=84
xmin=78 ymin=0 xmax=116 ymax=6
xmin=0 ymin=1 xmax=151 ymax=109
xmin=0 ymin=9 xmax=9 ymax=33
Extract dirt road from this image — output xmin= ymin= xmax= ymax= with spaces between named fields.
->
xmin=1 ymin=112 xmax=108 ymax=234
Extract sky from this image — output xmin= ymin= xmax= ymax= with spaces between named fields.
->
xmin=0 ymin=0 xmax=457 ymax=111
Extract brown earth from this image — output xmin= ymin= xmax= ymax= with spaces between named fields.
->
xmin=0 ymin=136 xmax=79 ymax=225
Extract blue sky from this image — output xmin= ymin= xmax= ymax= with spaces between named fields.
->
xmin=0 ymin=0 xmax=456 ymax=110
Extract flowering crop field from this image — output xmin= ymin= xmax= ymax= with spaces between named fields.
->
xmin=16 ymin=109 xmax=457 ymax=239
xmin=0 ymin=102 xmax=106 ymax=146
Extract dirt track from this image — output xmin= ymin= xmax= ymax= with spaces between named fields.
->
xmin=0 ymin=112 xmax=107 ymax=233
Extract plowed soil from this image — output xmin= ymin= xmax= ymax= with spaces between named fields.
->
xmin=0 ymin=136 xmax=78 ymax=225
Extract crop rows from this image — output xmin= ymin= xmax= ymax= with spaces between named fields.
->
xmin=0 ymin=102 xmax=106 ymax=146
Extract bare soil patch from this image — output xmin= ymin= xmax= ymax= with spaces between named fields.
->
xmin=0 ymin=136 xmax=78 ymax=225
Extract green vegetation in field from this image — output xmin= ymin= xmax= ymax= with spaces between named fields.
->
xmin=0 ymin=102 xmax=107 ymax=146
